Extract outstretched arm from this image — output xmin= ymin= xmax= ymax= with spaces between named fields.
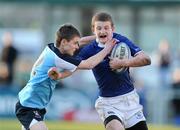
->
xmin=78 ymin=39 xmax=116 ymax=69
xmin=78 ymin=35 xmax=96 ymax=47
xmin=109 ymin=51 xmax=151 ymax=69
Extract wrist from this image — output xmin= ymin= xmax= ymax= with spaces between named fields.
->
xmin=104 ymin=47 xmax=111 ymax=53
xmin=125 ymin=59 xmax=130 ymax=67
xmin=57 ymin=73 xmax=61 ymax=79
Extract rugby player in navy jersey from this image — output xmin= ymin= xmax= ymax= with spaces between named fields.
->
xmin=75 ymin=12 xmax=151 ymax=130
xmin=15 ymin=23 xmax=116 ymax=130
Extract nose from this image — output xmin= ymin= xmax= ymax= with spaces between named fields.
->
xmin=100 ymin=28 xmax=106 ymax=33
xmin=76 ymin=44 xmax=79 ymax=49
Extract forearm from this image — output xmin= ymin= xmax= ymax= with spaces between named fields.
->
xmin=78 ymin=48 xmax=109 ymax=69
xmin=78 ymin=39 xmax=116 ymax=69
xmin=58 ymin=71 xmax=73 ymax=79
xmin=126 ymin=52 xmax=151 ymax=67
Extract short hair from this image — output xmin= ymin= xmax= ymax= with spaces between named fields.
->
xmin=56 ymin=24 xmax=80 ymax=47
xmin=91 ymin=12 xmax=114 ymax=29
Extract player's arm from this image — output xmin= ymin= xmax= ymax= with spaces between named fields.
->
xmin=78 ymin=35 xmax=96 ymax=47
xmin=77 ymin=39 xmax=116 ymax=69
xmin=109 ymin=51 xmax=151 ymax=69
xmin=127 ymin=51 xmax=151 ymax=67
xmin=48 ymin=67 xmax=73 ymax=80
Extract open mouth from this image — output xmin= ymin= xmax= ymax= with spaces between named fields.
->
xmin=99 ymin=34 xmax=107 ymax=39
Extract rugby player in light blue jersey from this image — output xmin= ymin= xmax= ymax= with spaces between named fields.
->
xmin=75 ymin=12 xmax=151 ymax=130
xmin=15 ymin=23 xmax=116 ymax=130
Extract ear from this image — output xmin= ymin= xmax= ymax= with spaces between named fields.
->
xmin=112 ymin=26 xmax=115 ymax=32
xmin=61 ymin=39 xmax=67 ymax=45
xmin=91 ymin=26 xmax=95 ymax=34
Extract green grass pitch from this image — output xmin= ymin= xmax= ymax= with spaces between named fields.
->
xmin=0 ymin=119 xmax=179 ymax=130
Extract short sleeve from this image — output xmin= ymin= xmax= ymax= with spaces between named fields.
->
xmin=113 ymin=33 xmax=142 ymax=56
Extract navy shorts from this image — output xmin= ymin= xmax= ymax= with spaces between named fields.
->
xmin=15 ymin=101 xmax=46 ymax=130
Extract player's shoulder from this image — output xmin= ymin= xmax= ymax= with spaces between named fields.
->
xmin=81 ymin=40 xmax=97 ymax=50
xmin=87 ymin=40 xmax=97 ymax=46
xmin=46 ymin=43 xmax=64 ymax=58
xmin=113 ymin=33 xmax=138 ymax=47
xmin=77 ymin=40 xmax=97 ymax=57
xmin=47 ymin=43 xmax=55 ymax=50
xmin=113 ymin=33 xmax=129 ymax=41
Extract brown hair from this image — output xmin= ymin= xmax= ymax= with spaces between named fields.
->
xmin=91 ymin=12 xmax=114 ymax=30
xmin=56 ymin=24 xmax=80 ymax=47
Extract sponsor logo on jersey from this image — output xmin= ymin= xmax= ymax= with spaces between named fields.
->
xmin=107 ymin=111 xmax=115 ymax=115
xmin=135 ymin=111 xmax=143 ymax=119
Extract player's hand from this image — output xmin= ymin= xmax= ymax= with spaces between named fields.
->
xmin=48 ymin=67 xmax=61 ymax=80
xmin=104 ymin=39 xmax=116 ymax=53
xmin=109 ymin=57 xmax=128 ymax=69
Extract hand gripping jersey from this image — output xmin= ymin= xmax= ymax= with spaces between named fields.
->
xmin=76 ymin=33 xmax=142 ymax=97
xmin=18 ymin=43 xmax=81 ymax=109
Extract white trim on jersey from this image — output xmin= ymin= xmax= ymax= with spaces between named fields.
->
xmin=55 ymin=54 xmax=77 ymax=72
xmin=134 ymin=50 xmax=142 ymax=56
xmin=47 ymin=43 xmax=81 ymax=72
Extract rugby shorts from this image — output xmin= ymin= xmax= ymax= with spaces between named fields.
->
xmin=95 ymin=90 xmax=146 ymax=128
xmin=15 ymin=101 xmax=46 ymax=130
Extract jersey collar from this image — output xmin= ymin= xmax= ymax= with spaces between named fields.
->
xmin=96 ymin=38 xmax=105 ymax=48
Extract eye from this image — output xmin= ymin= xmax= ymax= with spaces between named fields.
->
xmin=104 ymin=26 xmax=110 ymax=30
xmin=75 ymin=41 xmax=79 ymax=46
xmin=96 ymin=26 xmax=101 ymax=30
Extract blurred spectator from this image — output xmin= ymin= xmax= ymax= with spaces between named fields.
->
xmin=0 ymin=62 xmax=9 ymax=83
xmin=171 ymin=68 xmax=180 ymax=125
xmin=157 ymin=39 xmax=171 ymax=88
xmin=0 ymin=32 xmax=18 ymax=85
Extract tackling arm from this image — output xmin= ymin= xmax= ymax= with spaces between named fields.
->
xmin=78 ymin=35 xmax=96 ymax=47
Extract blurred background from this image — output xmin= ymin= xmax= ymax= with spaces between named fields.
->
xmin=0 ymin=0 xmax=180 ymax=130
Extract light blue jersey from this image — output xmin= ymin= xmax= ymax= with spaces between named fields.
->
xmin=18 ymin=43 xmax=81 ymax=109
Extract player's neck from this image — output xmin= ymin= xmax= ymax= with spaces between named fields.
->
xmin=96 ymin=38 xmax=105 ymax=48
xmin=58 ymin=47 xmax=66 ymax=54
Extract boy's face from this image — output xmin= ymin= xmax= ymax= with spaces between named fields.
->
xmin=61 ymin=36 xmax=80 ymax=56
xmin=93 ymin=21 xmax=114 ymax=44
